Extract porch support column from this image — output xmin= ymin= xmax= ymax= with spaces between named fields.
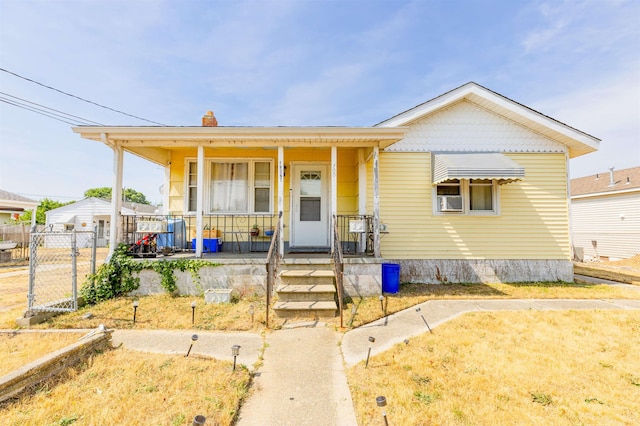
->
xmin=163 ymin=158 xmax=171 ymax=215
xmin=104 ymin=133 xmax=123 ymax=259
xmin=331 ymin=145 xmax=337 ymax=252
xmin=195 ymin=144 xmax=205 ymax=258
xmin=277 ymin=145 xmax=285 ymax=256
xmin=373 ymin=146 xmax=381 ymax=258
xmin=358 ymin=149 xmax=367 ymax=253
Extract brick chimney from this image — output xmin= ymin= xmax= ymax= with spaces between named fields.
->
xmin=202 ymin=110 xmax=218 ymax=127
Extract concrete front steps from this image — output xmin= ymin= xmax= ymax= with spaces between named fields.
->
xmin=274 ymin=266 xmax=338 ymax=319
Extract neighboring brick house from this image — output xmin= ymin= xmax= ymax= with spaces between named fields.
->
xmin=571 ymin=166 xmax=640 ymax=260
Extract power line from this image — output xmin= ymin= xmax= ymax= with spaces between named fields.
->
xmin=0 ymin=67 xmax=167 ymax=126
xmin=0 ymin=91 xmax=104 ymax=125
xmin=0 ymin=98 xmax=79 ymax=126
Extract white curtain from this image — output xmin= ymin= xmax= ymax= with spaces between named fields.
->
xmin=210 ymin=163 xmax=248 ymax=212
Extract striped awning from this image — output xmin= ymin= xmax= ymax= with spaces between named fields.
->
xmin=433 ymin=153 xmax=525 ymax=184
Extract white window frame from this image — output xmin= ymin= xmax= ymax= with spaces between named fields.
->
xmin=184 ymin=158 xmax=274 ymax=214
xmin=433 ymin=179 xmax=499 ymax=216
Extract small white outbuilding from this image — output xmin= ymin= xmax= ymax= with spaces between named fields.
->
xmin=45 ymin=197 xmax=157 ymax=247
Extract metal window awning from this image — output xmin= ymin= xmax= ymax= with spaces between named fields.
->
xmin=433 ymin=153 xmax=525 ymax=184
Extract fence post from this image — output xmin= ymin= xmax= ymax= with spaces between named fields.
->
xmin=27 ymin=231 xmax=37 ymax=312
xmin=71 ymin=229 xmax=78 ymax=311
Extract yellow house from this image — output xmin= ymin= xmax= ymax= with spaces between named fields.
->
xmin=72 ymin=82 xmax=599 ymax=286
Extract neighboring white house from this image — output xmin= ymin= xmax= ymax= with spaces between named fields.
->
xmin=571 ymin=166 xmax=640 ymax=260
xmin=45 ymin=198 xmax=157 ymax=247
xmin=0 ymin=189 xmax=38 ymax=226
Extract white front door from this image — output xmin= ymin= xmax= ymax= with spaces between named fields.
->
xmin=291 ymin=163 xmax=330 ymax=247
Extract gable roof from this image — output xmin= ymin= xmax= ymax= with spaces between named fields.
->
xmin=46 ymin=197 xmax=158 ymax=216
xmin=0 ymin=189 xmax=39 ymax=211
xmin=375 ymin=82 xmax=600 ymax=159
xmin=571 ymin=166 xmax=640 ymax=197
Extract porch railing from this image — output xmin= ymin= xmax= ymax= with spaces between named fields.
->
xmin=265 ymin=212 xmax=282 ymax=329
xmin=331 ymin=215 xmax=345 ymax=328
xmin=121 ymin=214 xmax=276 ymax=253
xmin=334 ymin=215 xmax=374 ymax=255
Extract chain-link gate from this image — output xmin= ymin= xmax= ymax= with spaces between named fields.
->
xmin=28 ymin=229 xmax=97 ymax=314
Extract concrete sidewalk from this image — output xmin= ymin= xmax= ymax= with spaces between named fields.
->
xmin=236 ymin=326 xmax=357 ymax=426
xmin=108 ymin=296 xmax=640 ymax=425
xmin=111 ymin=330 xmax=263 ymax=369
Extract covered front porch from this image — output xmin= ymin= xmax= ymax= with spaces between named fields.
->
xmin=72 ymin=124 xmax=406 ymax=260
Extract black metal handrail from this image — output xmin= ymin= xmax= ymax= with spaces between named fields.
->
xmin=121 ymin=214 xmax=276 ymax=253
xmin=265 ymin=212 xmax=282 ymax=329
xmin=331 ymin=215 xmax=345 ymax=328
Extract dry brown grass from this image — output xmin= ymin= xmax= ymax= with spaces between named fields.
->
xmin=343 ymin=280 xmax=640 ymax=329
xmin=0 ymin=332 xmax=85 ymax=376
xmin=1 ymin=347 xmax=252 ymax=426
xmin=347 ymin=310 xmax=640 ymax=425
xmin=28 ymin=294 xmax=267 ymax=331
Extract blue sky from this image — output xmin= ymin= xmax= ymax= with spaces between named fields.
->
xmin=1 ymin=0 xmax=638 ymax=205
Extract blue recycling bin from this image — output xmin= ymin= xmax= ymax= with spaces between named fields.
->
xmin=157 ymin=219 xmax=186 ymax=251
xmin=381 ymin=263 xmax=400 ymax=294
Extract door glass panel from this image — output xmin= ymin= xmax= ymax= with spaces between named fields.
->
xmin=300 ymin=171 xmax=321 ymax=196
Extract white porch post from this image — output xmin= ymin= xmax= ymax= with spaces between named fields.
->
xmin=195 ymin=144 xmax=205 ymax=258
xmin=278 ymin=145 xmax=284 ymax=256
xmin=373 ymin=146 xmax=381 ymax=258
xmin=331 ymin=146 xmax=337 ymax=252
xmin=105 ymin=134 xmax=123 ymax=258
xmin=358 ymin=149 xmax=367 ymax=253
xmin=163 ymin=160 xmax=171 ymax=215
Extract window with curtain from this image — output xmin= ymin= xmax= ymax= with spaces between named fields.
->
xmin=187 ymin=162 xmax=198 ymax=212
xmin=210 ymin=162 xmax=248 ymax=212
xmin=254 ymin=162 xmax=271 ymax=213
xmin=186 ymin=159 xmax=273 ymax=213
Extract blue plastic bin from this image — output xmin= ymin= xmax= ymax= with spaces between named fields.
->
xmin=381 ymin=263 xmax=400 ymax=294
xmin=192 ymin=238 xmax=221 ymax=253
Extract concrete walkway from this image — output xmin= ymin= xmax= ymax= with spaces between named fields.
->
xmin=107 ymin=296 xmax=640 ymax=425
xmin=111 ymin=330 xmax=263 ymax=369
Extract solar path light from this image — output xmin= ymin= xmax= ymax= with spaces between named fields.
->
xmin=232 ymin=345 xmax=241 ymax=371
xmin=379 ymin=295 xmax=384 ymax=312
xmin=249 ymin=304 xmax=255 ymax=325
xmin=416 ymin=307 xmax=433 ymax=333
xmin=192 ymin=414 xmax=206 ymax=425
xmin=191 ymin=300 xmax=197 ymax=325
xmin=365 ymin=336 xmax=375 ymax=368
xmin=376 ymin=395 xmax=389 ymax=426
xmin=132 ymin=300 xmax=139 ymax=325
xmin=185 ymin=334 xmax=198 ymax=357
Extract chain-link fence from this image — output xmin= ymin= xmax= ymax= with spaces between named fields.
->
xmin=27 ymin=229 xmax=96 ymax=314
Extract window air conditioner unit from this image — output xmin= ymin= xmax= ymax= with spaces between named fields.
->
xmin=136 ymin=221 xmax=167 ymax=233
xmin=439 ymin=195 xmax=463 ymax=212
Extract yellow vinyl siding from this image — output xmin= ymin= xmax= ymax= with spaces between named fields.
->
xmin=167 ymin=147 xmax=360 ymax=235
xmin=373 ymin=152 xmax=570 ymax=260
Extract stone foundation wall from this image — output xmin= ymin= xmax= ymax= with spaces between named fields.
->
xmin=397 ymin=259 xmax=573 ymax=284
xmin=132 ymin=264 xmax=267 ymax=297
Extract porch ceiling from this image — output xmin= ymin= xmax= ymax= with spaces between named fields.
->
xmin=73 ymin=126 xmax=408 ymax=162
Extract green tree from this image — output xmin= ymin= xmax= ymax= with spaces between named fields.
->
xmin=84 ymin=187 xmax=151 ymax=205
xmin=21 ymin=198 xmax=74 ymax=225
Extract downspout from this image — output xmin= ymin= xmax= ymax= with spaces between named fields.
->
xmin=373 ymin=146 xmax=381 ymax=258
xmin=566 ymin=150 xmax=574 ymax=264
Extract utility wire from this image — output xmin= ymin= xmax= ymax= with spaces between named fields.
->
xmin=0 ymin=91 xmax=104 ymax=125
xmin=0 ymin=98 xmax=79 ymax=126
xmin=0 ymin=67 xmax=167 ymax=126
